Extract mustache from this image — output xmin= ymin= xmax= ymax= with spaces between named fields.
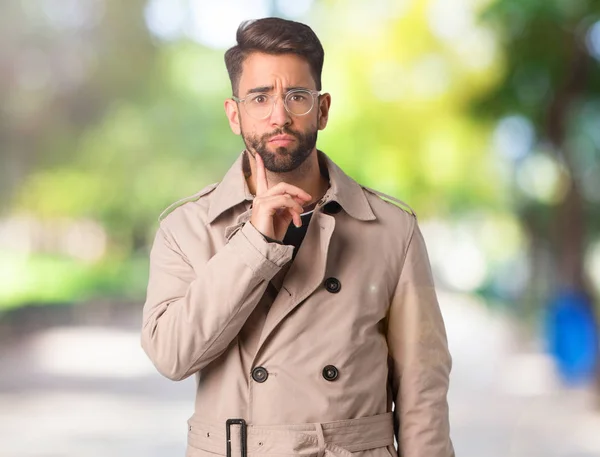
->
xmin=262 ymin=127 xmax=300 ymax=140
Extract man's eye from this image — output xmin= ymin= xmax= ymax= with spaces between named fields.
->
xmin=252 ymin=95 xmax=268 ymax=104
xmin=290 ymin=94 xmax=307 ymax=102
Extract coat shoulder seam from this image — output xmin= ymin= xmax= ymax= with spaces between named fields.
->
xmin=361 ymin=186 xmax=417 ymax=219
xmin=158 ymin=182 xmax=219 ymax=222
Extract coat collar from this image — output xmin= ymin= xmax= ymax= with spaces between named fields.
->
xmin=207 ymin=150 xmax=376 ymax=224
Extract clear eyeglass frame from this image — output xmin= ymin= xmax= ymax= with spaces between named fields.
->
xmin=232 ymin=89 xmax=321 ymax=119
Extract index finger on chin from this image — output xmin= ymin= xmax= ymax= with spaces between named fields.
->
xmin=255 ymin=153 xmax=268 ymax=195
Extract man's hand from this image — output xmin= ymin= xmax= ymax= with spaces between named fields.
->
xmin=250 ymin=153 xmax=311 ymax=241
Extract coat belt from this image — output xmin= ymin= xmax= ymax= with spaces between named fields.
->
xmin=187 ymin=412 xmax=395 ymax=457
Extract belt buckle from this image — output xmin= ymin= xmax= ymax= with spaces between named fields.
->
xmin=226 ymin=418 xmax=247 ymax=457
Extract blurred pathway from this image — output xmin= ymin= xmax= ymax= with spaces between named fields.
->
xmin=0 ymin=293 xmax=599 ymax=457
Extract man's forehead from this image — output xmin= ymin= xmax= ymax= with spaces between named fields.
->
xmin=238 ymin=52 xmax=315 ymax=93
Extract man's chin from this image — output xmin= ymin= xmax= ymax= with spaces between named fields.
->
xmin=259 ymin=153 xmax=297 ymax=173
xmin=265 ymin=143 xmax=292 ymax=155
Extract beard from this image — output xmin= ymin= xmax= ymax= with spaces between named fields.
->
xmin=241 ymin=124 xmax=318 ymax=173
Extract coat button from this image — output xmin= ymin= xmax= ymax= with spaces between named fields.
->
xmin=323 ymin=201 xmax=342 ymax=214
xmin=324 ymin=277 xmax=341 ymax=293
xmin=322 ymin=365 xmax=339 ymax=381
xmin=251 ymin=366 xmax=268 ymax=383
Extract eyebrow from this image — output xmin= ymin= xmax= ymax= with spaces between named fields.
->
xmin=245 ymin=86 xmax=311 ymax=95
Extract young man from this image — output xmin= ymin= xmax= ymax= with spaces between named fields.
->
xmin=142 ymin=17 xmax=454 ymax=457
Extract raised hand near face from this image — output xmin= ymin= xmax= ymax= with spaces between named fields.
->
xmin=249 ymin=153 xmax=312 ymax=241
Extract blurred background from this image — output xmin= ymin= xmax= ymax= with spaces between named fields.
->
xmin=1 ymin=0 xmax=600 ymax=455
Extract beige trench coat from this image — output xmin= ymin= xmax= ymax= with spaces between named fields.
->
xmin=141 ymin=151 xmax=454 ymax=457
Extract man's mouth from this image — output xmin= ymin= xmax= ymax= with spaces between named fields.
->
xmin=268 ymin=134 xmax=296 ymax=146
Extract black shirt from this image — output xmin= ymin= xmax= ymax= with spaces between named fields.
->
xmin=282 ymin=211 xmax=313 ymax=260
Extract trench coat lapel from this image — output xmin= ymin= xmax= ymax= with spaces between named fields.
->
xmin=256 ymin=210 xmax=335 ymax=352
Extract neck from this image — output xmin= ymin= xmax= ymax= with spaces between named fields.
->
xmin=246 ymin=149 xmax=329 ymax=207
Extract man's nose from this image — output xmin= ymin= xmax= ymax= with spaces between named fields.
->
xmin=269 ymin=96 xmax=291 ymax=127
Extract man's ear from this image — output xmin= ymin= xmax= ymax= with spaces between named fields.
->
xmin=317 ymin=93 xmax=331 ymax=130
xmin=224 ymin=98 xmax=241 ymax=135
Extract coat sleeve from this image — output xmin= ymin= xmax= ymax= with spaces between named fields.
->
xmin=387 ymin=217 xmax=454 ymax=457
xmin=141 ymin=220 xmax=294 ymax=381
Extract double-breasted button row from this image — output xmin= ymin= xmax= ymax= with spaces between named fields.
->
xmin=251 ymin=366 xmax=268 ymax=383
xmin=324 ymin=277 xmax=341 ymax=293
xmin=251 ymin=365 xmax=339 ymax=382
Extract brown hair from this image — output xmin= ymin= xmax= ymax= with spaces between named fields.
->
xmin=224 ymin=17 xmax=324 ymax=96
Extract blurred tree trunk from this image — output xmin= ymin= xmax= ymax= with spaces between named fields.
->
xmin=546 ymin=31 xmax=600 ymax=401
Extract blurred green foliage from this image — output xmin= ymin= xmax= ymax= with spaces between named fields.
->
xmin=475 ymin=0 xmax=600 ymax=315
xmin=0 ymin=252 xmax=148 ymax=310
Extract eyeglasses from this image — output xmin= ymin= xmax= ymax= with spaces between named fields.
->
xmin=232 ymin=89 xmax=320 ymax=119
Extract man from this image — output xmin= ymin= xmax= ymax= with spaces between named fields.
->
xmin=142 ymin=17 xmax=453 ymax=457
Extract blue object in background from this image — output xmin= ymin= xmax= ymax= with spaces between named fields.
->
xmin=545 ymin=289 xmax=599 ymax=384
